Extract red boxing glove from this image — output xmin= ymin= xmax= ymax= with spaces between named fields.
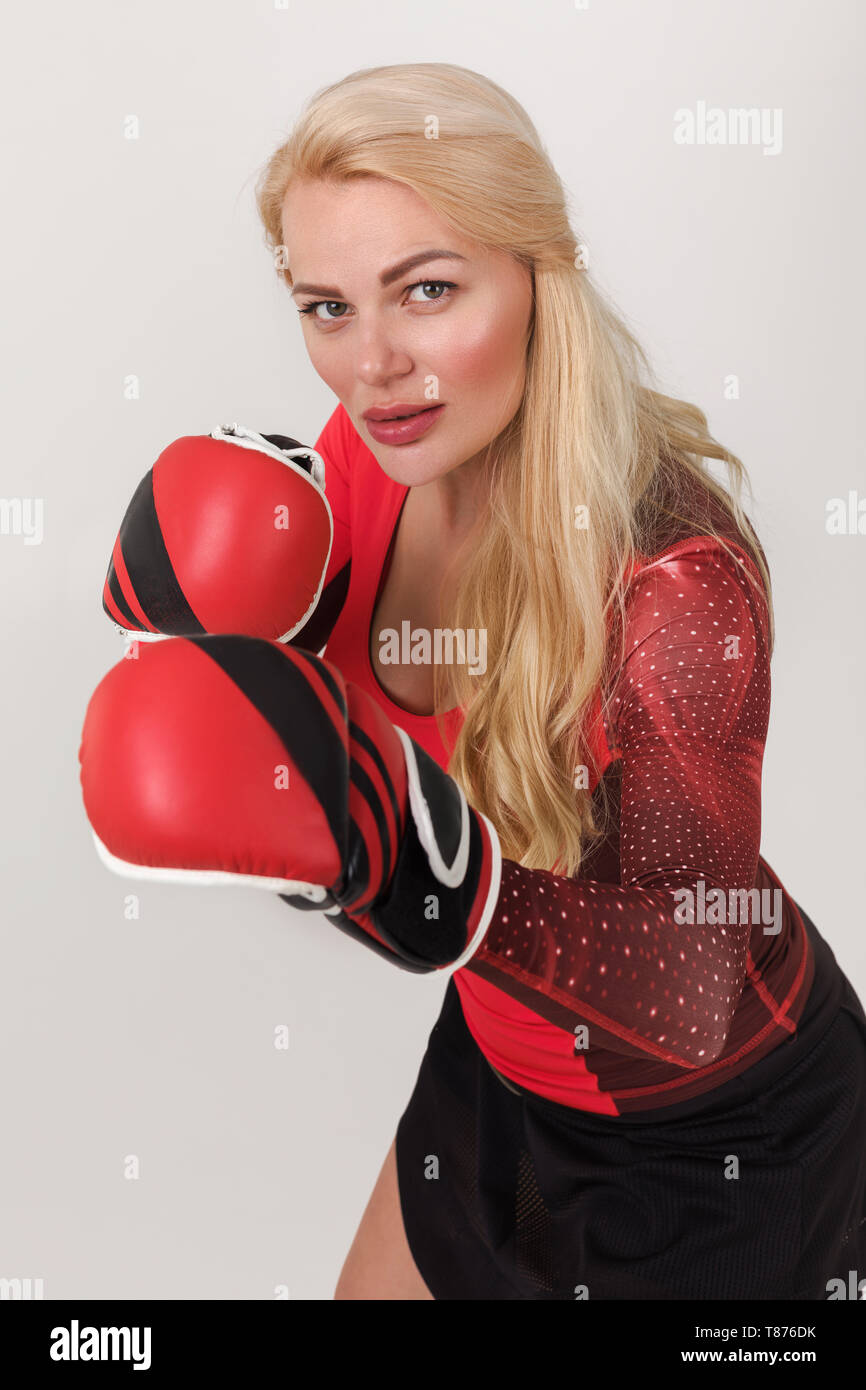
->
xmin=102 ymin=424 xmax=332 ymax=645
xmin=78 ymin=635 xmax=501 ymax=972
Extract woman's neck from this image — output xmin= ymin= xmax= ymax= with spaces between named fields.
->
xmin=426 ymin=447 xmax=489 ymax=537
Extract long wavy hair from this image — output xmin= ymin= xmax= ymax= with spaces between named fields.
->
xmin=255 ymin=62 xmax=774 ymax=875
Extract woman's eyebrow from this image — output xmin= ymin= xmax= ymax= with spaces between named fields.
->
xmin=290 ymin=249 xmax=467 ymax=298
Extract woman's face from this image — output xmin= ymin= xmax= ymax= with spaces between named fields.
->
xmin=280 ymin=176 xmax=534 ymax=487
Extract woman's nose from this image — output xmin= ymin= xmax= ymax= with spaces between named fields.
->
xmin=352 ymin=318 xmax=414 ymax=385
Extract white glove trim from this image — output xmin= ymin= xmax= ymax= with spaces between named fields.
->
xmin=392 ymin=726 xmax=502 ymax=971
xmin=210 ymin=422 xmax=327 ymax=492
xmin=91 ymin=830 xmax=329 ymax=902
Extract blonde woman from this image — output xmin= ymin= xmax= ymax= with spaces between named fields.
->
xmin=82 ymin=62 xmax=866 ymax=1300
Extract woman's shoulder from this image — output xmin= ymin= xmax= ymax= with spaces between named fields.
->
xmin=628 ymin=471 xmax=769 ymax=611
xmin=629 ymin=539 xmax=769 ymax=662
xmin=630 ymin=531 xmax=762 ymax=590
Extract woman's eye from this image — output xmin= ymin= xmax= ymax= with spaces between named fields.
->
xmin=406 ymin=280 xmax=454 ymax=303
xmin=298 ymin=300 xmax=347 ymax=322
xmin=297 ymin=279 xmax=456 ymax=325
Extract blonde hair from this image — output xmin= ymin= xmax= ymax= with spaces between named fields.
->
xmin=256 ymin=62 xmax=774 ymax=874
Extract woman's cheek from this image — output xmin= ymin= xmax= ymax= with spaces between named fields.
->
xmin=305 ymin=336 xmax=350 ymax=397
xmin=433 ymin=305 xmax=523 ymax=390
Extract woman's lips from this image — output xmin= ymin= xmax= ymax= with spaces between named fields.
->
xmin=364 ymin=403 xmax=445 ymax=445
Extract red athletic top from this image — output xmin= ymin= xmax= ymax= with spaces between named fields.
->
xmin=300 ymin=402 xmax=837 ymax=1114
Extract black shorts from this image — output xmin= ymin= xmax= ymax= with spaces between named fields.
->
xmin=395 ymin=904 xmax=866 ymax=1300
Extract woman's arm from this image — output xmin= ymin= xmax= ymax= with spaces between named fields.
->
xmin=463 ymin=540 xmax=771 ymax=1069
xmin=81 ymin=519 xmax=771 ymax=1077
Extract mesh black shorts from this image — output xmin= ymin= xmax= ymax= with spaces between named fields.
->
xmin=395 ymin=904 xmax=866 ymax=1300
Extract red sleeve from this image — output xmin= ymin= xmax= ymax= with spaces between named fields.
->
xmin=287 ymin=403 xmax=353 ymax=653
xmin=465 ymin=540 xmax=771 ymax=1069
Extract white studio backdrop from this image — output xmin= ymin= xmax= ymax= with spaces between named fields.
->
xmin=0 ymin=0 xmax=863 ymax=1299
